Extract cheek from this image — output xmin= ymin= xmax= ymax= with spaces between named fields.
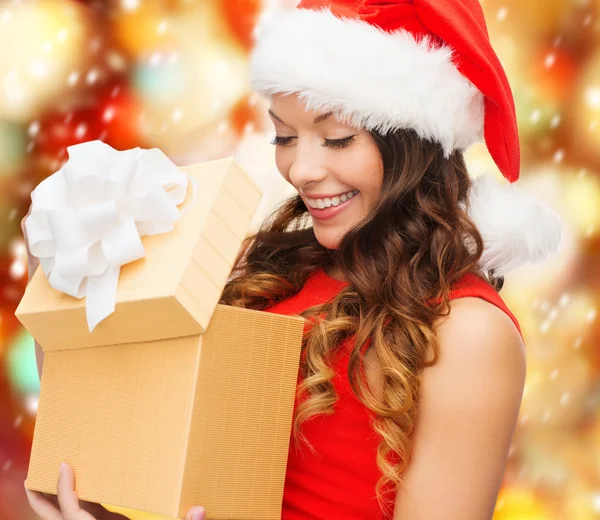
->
xmin=363 ymin=149 xmax=384 ymax=197
xmin=362 ymin=169 xmax=384 ymax=199
xmin=345 ymin=151 xmax=383 ymax=199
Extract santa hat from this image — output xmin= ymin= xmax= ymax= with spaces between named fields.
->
xmin=249 ymin=0 xmax=563 ymax=278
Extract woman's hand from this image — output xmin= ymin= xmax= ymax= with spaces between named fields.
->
xmin=24 ymin=463 xmax=125 ymax=520
xmin=184 ymin=506 xmax=207 ymax=520
xmin=25 ymin=463 xmax=207 ymax=520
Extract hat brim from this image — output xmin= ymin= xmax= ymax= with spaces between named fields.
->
xmin=249 ymin=7 xmax=485 ymax=155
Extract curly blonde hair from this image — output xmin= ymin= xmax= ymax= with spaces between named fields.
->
xmin=219 ymin=127 xmax=497 ymax=514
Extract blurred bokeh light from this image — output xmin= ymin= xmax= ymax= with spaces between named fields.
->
xmin=1 ymin=0 xmax=599 ymax=519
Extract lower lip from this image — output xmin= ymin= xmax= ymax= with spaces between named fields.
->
xmin=305 ymin=192 xmax=359 ymax=221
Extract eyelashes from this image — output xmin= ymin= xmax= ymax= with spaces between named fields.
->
xmin=324 ymin=135 xmax=356 ymax=149
xmin=270 ymin=135 xmax=294 ymax=146
xmin=270 ymin=135 xmax=356 ymax=149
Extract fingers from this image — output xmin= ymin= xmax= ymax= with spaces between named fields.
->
xmin=25 ymin=486 xmax=62 ymax=520
xmin=57 ymin=463 xmax=97 ymax=520
xmin=26 ymin=465 xmax=106 ymax=520
xmin=42 ymin=492 xmax=61 ymax=508
xmin=185 ymin=506 xmax=206 ymax=520
xmin=57 ymin=463 xmax=80 ymax=517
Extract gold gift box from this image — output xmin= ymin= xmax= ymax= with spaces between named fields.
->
xmin=16 ymin=157 xmax=305 ymax=519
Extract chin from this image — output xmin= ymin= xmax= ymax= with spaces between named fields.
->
xmin=313 ymin=226 xmax=344 ymax=250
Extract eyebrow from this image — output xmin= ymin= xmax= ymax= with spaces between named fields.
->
xmin=268 ymin=109 xmax=333 ymax=125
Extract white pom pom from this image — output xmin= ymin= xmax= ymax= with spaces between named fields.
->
xmin=466 ymin=173 xmax=564 ymax=278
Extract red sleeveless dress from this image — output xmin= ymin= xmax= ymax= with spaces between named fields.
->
xmin=262 ymin=268 xmax=522 ymax=520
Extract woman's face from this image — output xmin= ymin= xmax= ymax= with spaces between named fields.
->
xmin=269 ymin=93 xmax=384 ymax=250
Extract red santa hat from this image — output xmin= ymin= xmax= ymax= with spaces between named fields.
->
xmin=249 ymin=0 xmax=563 ymax=277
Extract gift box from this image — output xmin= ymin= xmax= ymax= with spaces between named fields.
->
xmin=16 ymin=143 xmax=305 ymax=520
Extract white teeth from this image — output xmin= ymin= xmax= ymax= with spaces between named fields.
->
xmin=306 ymin=189 xmax=358 ymax=209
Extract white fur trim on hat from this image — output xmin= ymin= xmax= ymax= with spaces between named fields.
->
xmin=465 ymin=174 xmax=564 ymax=278
xmin=250 ymin=7 xmax=485 ymax=156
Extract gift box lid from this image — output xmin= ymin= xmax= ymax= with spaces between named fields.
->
xmin=16 ymin=156 xmax=263 ymax=351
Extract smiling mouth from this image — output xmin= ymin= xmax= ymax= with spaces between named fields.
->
xmin=304 ymin=190 xmax=360 ymax=221
xmin=304 ymin=189 xmax=360 ymax=209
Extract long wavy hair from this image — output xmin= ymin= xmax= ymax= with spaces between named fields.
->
xmin=219 ymin=127 xmax=501 ymax=513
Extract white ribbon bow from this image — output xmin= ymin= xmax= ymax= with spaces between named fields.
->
xmin=25 ymin=140 xmax=190 ymax=332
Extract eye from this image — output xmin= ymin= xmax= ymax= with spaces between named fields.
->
xmin=270 ymin=135 xmax=295 ymax=146
xmin=323 ymin=135 xmax=356 ymax=149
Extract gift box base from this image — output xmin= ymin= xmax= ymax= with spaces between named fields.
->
xmin=25 ymin=304 xmax=305 ymax=520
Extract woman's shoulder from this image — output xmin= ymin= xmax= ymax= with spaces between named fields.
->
xmin=446 ymin=271 xmax=524 ymax=343
xmin=432 ymin=290 xmax=526 ymax=390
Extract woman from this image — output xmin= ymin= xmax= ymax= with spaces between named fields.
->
xmin=25 ymin=1 xmax=563 ymax=519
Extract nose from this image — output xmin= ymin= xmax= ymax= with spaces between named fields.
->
xmin=287 ymin=139 xmax=328 ymax=191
